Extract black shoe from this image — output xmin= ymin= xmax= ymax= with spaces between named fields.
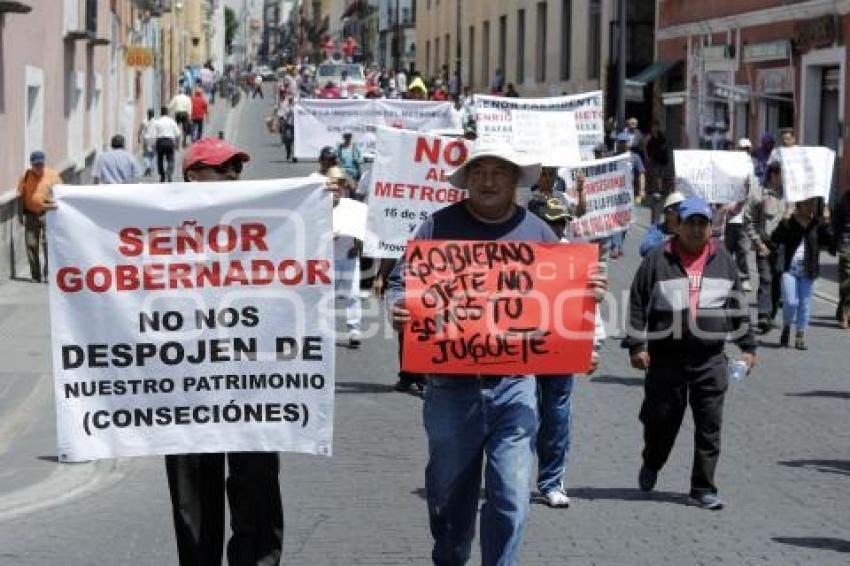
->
xmin=638 ymin=464 xmax=657 ymax=492
xmin=757 ymin=319 xmax=773 ymax=334
xmin=394 ymin=379 xmax=416 ymax=393
xmin=780 ymin=325 xmax=791 ymax=348
xmin=794 ymin=332 xmax=807 ymax=350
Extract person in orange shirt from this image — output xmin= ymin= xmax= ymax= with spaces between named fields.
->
xmin=17 ymin=151 xmax=60 ymax=282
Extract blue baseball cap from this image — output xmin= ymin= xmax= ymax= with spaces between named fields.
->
xmin=678 ymin=196 xmax=713 ymax=221
xmin=30 ymin=151 xmax=45 ymax=165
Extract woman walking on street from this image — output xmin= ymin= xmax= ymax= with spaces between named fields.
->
xmin=770 ymin=197 xmax=834 ymax=349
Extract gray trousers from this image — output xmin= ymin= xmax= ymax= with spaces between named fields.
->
xmin=24 ymin=211 xmax=47 ymax=282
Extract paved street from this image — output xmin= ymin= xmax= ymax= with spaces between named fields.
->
xmin=0 ymin=93 xmax=848 ymax=565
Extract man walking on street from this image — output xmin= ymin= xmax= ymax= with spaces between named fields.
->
xmin=166 ymin=138 xmax=284 ymax=566
xmin=746 ymin=161 xmax=786 ymax=333
xmin=92 ymin=134 xmax=143 ymax=185
xmin=137 ymin=108 xmax=157 ymax=177
xmin=17 ymin=151 xmax=60 ymax=282
xmin=151 ymin=107 xmax=182 ymax=182
xmin=168 ymin=89 xmax=192 ymax=148
xmin=624 ymin=196 xmax=757 ymax=510
xmin=388 ymin=142 xmax=606 ymax=564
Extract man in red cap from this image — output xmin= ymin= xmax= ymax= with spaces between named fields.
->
xmin=168 ymin=137 xmax=284 ymax=565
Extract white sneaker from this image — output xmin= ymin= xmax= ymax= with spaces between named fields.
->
xmin=541 ymin=488 xmax=570 ymax=508
xmin=348 ymin=330 xmax=362 ymax=348
xmin=741 ymin=280 xmax=752 ymax=292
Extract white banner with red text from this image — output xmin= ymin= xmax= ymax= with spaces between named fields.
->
xmin=558 ymin=153 xmax=634 ymax=240
xmin=472 ymin=92 xmax=605 ymax=161
xmin=294 ymin=99 xmax=455 ymax=160
xmin=364 ymin=127 xmax=471 ymax=258
xmin=47 ymin=179 xmax=335 ymax=461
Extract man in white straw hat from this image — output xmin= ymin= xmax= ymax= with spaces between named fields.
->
xmin=387 ymin=141 xmax=607 ymax=565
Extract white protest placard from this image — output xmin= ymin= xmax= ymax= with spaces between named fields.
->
xmin=364 ymin=127 xmax=471 ymax=258
xmin=294 ymin=99 xmax=454 ymax=160
xmin=559 ymin=154 xmax=634 ymax=240
xmin=333 ymin=197 xmax=368 ymax=241
xmin=511 ymin=110 xmax=581 ymax=166
xmin=47 ymin=179 xmax=335 ymax=462
xmin=779 ymin=146 xmax=836 ymax=203
xmin=674 ymin=150 xmax=754 ymax=203
xmin=473 ymin=91 xmax=604 ymax=160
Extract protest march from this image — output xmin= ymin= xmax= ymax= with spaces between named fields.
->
xmin=8 ymin=47 xmax=846 ymax=566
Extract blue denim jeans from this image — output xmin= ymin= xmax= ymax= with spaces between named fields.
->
xmin=536 ymin=375 xmax=574 ymax=494
xmin=424 ymin=376 xmax=537 ymax=566
xmin=781 ymin=271 xmax=814 ymax=331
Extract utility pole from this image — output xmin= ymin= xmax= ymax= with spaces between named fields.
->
xmin=616 ymin=0 xmax=627 ymax=132
xmin=456 ymin=0 xmax=462 ymax=94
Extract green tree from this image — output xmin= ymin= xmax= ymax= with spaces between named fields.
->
xmin=224 ymin=7 xmax=239 ymax=53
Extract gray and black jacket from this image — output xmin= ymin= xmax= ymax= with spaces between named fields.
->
xmin=622 ymin=239 xmax=757 ymax=360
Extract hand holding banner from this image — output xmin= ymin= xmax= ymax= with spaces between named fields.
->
xmin=779 ymin=146 xmax=836 ymax=203
xmin=402 ymin=241 xmax=597 ymax=375
xmin=560 ymin=154 xmax=634 ymax=240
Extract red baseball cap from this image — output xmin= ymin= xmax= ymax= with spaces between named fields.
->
xmin=182 ymin=138 xmax=250 ymax=172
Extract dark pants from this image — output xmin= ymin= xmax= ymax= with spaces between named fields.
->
xmin=156 ymin=137 xmax=176 ymax=182
xmin=175 ymin=112 xmax=190 ymax=146
xmin=279 ymin=122 xmax=294 ymax=160
xmin=252 ymin=85 xmax=264 ymax=99
xmin=397 ymin=332 xmax=425 ymax=387
xmin=24 ymin=211 xmax=46 ymax=282
xmin=756 ymin=253 xmax=781 ymax=322
xmin=165 ymin=452 xmax=283 ymax=566
xmin=724 ymin=223 xmax=751 ymax=280
xmin=640 ymin=354 xmax=727 ymax=496
xmin=192 ymin=118 xmax=204 ymax=142
xmin=838 ymin=250 xmax=850 ymax=323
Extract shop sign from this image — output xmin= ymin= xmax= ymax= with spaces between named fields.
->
xmin=743 ymin=41 xmax=790 ymax=63
xmin=757 ymin=67 xmax=793 ymax=94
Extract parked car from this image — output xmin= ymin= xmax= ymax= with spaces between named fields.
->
xmin=315 ymin=62 xmax=367 ymax=98
xmin=256 ymin=65 xmax=275 ymax=81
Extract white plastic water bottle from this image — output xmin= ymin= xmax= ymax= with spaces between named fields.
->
xmin=728 ymin=359 xmax=748 ymax=383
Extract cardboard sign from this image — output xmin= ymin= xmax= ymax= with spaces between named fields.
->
xmin=47 ymin=179 xmax=335 ymax=461
xmin=294 ymin=99 xmax=454 ymax=160
xmin=779 ymin=146 xmax=836 ymax=203
xmin=364 ymin=127 xmax=471 ymax=258
xmin=473 ymin=92 xmax=604 ymax=160
xmin=401 ymin=241 xmax=597 ymax=375
xmin=560 ymin=154 xmax=634 ymax=240
xmin=333 ymin=197 xmax=368 ymax=241
xmin=511 ymin=110 xmax=581 ymax=166
xmin=674 ymin=150 xmax=754 ymax=203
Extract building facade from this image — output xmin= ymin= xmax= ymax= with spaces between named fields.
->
xmin=0 ymin=0 xmax=221 ymax=281
xmin=657 ymin=0 xmax=850 ymax=192
xmin=416 ymin=0 xmax=628 ymax=98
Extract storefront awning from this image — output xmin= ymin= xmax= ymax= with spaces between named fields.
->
xmin=628 ymin=60 xmax=680 ymax=86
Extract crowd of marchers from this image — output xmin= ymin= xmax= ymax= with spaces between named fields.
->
xmin=12 ymin=63 xmax=850 ymax=566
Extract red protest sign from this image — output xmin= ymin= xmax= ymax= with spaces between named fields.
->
xmin=402 ymin=241 xmax=597 ymax=375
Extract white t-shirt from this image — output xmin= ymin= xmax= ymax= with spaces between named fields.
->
xmin=790 ymin=241 xmax=806 ymax=274
xmin=150 ymin=116 xmax=182 ymax=140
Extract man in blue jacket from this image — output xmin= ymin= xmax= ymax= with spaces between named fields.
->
xmin=624 ymin=196 xmax=756 ymax=510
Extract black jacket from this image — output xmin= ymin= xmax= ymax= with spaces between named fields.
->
xmin=770 ymin=215 xmax=834 ymax=279
xmin=622 ymin=239 xmax=756 ymax=359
